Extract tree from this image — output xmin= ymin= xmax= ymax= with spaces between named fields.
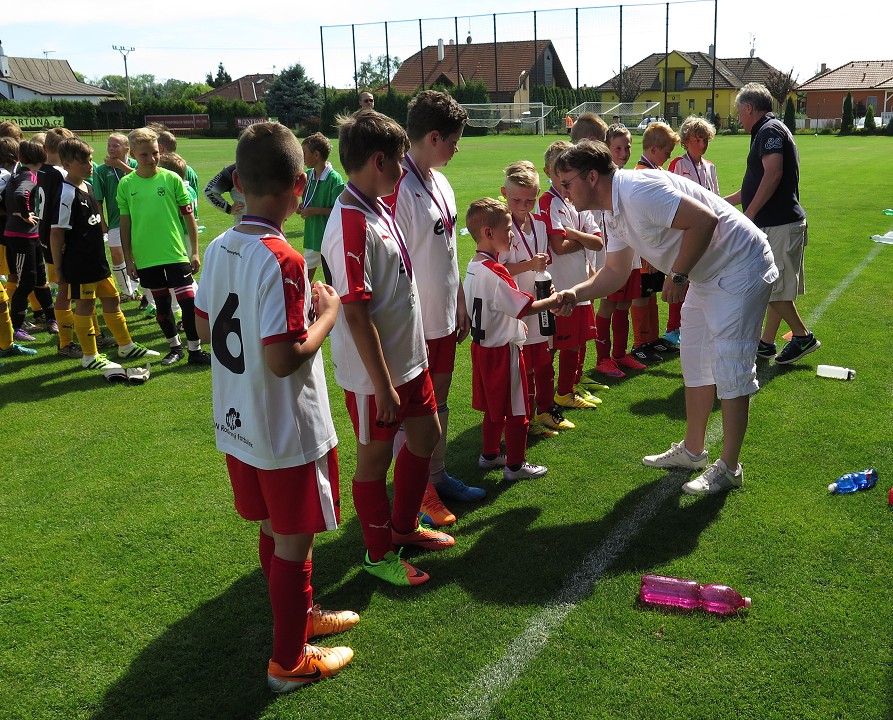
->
xmin=355 ymin=54 xmax=401 ymax=90
xmin=783 ymin=97 xmax=796 ymax=134
xmin=841 ymin=91 xmax=854 ymax=135
xmin=863 ymin=104 xmax=876 ymax=133
xmin=265 ymin=63 xmax=322 ymax=128
xmin=90 ymin=73 xmax=160 ymax=102
xmin=609 ymin=66 xmax=646 ymax=103
xmin=206 ymin=63 xmax=233 ymax=88
xmin=763 ymin=68 xmax=798 ymax=113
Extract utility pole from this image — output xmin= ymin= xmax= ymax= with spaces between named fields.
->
xmin=112 ymin=45 xmax=135 ymax=104
xmin=42 ymin=50 xmax=55 ymax=101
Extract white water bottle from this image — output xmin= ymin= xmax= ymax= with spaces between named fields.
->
xmin=816 ymin=364 xmax=855 ymax=380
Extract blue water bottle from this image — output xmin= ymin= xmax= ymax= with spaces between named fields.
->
xmin=828 ymin=468 xmax=879 ymax=494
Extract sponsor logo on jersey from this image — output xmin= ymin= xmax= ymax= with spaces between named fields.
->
xmin=283 ymin=277 xmax=301 ymax=288
xmin=434 ymin=218 xmax=445 ymax=236
xmin=765 ymin=138 xmax=783 ymax=150
xmin=88 ymin=213 xmax=102 ymax=226
xmin=346 ymin=251 xmax=362 ymax=263
xmin=157 ymin=187 xmax=166 ymax=196
xmin=226 ymin=407 xmax=241 ymax=430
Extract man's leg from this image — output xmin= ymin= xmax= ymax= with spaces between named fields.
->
xmin=718 ymin=394 xmax=751 ymax=470
xmin=682 ymin=385 xmax=716 ymax=457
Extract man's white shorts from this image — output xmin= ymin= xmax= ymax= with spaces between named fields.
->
xmin=106 ymin=227 xmax=122 ymax=248
xmin=763 ymin=219 xmax=807 ymax=301
xmin=680 ymin=251 xmax=776 ymax=400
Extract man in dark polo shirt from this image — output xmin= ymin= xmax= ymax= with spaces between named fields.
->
xmin=725 ymin=82 xmax=820 ymax=365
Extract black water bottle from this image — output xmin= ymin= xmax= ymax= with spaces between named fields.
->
xmin=534 ymin=270 xmax=555 ymax=336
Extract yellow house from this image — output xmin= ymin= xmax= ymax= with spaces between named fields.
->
xmin=598 ymin=50 xmax=786 ymax=127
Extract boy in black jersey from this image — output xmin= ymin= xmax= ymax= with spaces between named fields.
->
xmin=50 ymin=138 xmax=159 ymax=374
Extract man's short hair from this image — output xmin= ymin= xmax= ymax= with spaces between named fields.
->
xmin=735 ymin=82 xmax=774 ymax=112
xmin=678 ymin=116 xmax=716 ymax=145
xmin=159 ymin=152 xmax=187 ymax=179
xmin=466 ymin=198 xmax=509 ymax=242
xmin=44 ymin=127 xmax=75 ymax=154
xmin=642 ymin=121 xmax=680 ymax=150
xmin=0 ymin=136 xmax=20 ymax=166
xmin=0 ymin=120 xmax=24 ymax=140
xmin=236 ymin=121 xmax=304 ymax=197
xmin=156 ymin=130 xmax=177 ymax=152
xmin=337 ymin=109 xmax=409 ymax=175
xmin=57 ymin=137 xmax=93 ymax=165
xmin=503 ymin=160 xmax=539 ymax=189
xmin=554 ymin=140 xmax=616 ymax=176
xmin=301 ymin=132 xmax=331 ymax=159
xmin=18 ymin=140 xmax=47 ymax=166
xmin=406 ymin=89 xmax=468 ymax=142
xmin=128 ymin=127 xmax=158 ymax=149
xmin=570 ymin=112 xmax=608 ymax=143
xmin=605 ymin=124 xmax=631 ymax=146
xmin=359 ymin=92 xmax=375 ymax=107
xmin=544 ymin=140 xmax=572 ymax=173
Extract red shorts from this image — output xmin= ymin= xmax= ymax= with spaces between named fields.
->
xmin=471 ymin=343 xmax=529 ymax=421
xmin=607 ymin=268 xmax=641 ymax=302
xmin=522 ymin=340 xmax=553 ymax=372
xmin=225 ymin=449 xmax=340 ymax=535
xmin=345 ymin=369 xmax=438 ymax=444
xmin=553 ymin=305 xmax=593 ymax=350
xmin=426 ymin=333 xmax=457 ymax=374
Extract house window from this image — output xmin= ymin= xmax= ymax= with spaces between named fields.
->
xmin=867 ymin=95 xmax=878 ymax=112
xmin=689 ymin=99 xmax=695 ymax=111
xmin=675 ymin=70 xmax=685 ymax=91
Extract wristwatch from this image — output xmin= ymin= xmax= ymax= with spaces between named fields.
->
xmin=671 ymin=271 xmax=689 ymax=285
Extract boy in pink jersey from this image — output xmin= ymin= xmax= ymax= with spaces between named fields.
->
xmin=195 ymin=122 xmax=357 ymax=693
xmin=321 ymin=110 xmax=453 ymax=587
xmin=383 ymin=90 xmax=483 ymax=529
xmin=464 ymin=198 xmax=565 ymax=480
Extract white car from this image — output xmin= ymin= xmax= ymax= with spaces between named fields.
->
xmin=636 ymin=117 xmax=668 ymax=131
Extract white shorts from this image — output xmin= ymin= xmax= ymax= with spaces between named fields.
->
xmin=763 ymin=219 xmax=806 ymax=301
xmin=106 ymin=227 xmax=122 ymax=248
xmin=680 ymin=251 xmax=776 ymax=400
xmin=303 ymin=248 xmax=321 ymax=269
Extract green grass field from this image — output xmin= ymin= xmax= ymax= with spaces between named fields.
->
xmin=2 ymin=132 xmax=892 ymax=720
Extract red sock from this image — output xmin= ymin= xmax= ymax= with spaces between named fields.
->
xmin=482 ymin=416 xmax=505 ymax=457
xmin=269 ymin=555 xmax=312 ymax=670
xmin=667 ymin=300 xmax=682 ymax=333
xmin=505 ymin=415 xmax=529 ymax=467
xmin=630 ymin=303 xmax=649 ymax=347
xmin=259 ymin=528 xmax=275 ymax=580
xmin=611 ymin=309 xmax=630 ymax=359
xmin=391 ymin=445 xmax=430 ymax=534
xmin=647 ymin=296 xmax=660 ymax=344
xmin=595 ymin=314 xmax=611 ymax=362
xmin=575 ymin=344 xmax=587 ymax=385
xmin=352 ymin=478 xmax=392 ymax=562
xmin=534 ymin=361 xmax=555 ymax=413
xmin=557 ymin=349 xmax=578 ymax=395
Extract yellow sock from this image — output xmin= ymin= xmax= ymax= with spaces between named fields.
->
xmin=103 ymin=309 xmax=131 ymax=346
xmin=0 ymin=304 xmax=13 ymax=350
xmin=73 ymin=312 xmax=98 ymax=356
xmin=56 ymin=307 xmax=76 ymax=347
xmin=91 ymin=310 xmax=102 ymax=336
xmin=5 ymin=280 xmax=18 ymax=301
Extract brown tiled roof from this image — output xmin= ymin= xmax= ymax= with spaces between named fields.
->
xmin=195 ymin=74 xmax=275 ymax=104
xmin=596 ymin=51 xmax=781 ymax=92
xmin=391 ymin=40 xmax=571 ymax=96
xmin=798 ymin=60 xmax=893 ymax=91
xmin=3 ymin=56 xmax=115 ymax=97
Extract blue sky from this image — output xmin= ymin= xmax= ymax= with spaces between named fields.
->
xmin=5 ymin=0 xmax=885 ymax=89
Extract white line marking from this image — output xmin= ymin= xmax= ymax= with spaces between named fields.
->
xmin=450 ymin=243 xmax=882 ymax=720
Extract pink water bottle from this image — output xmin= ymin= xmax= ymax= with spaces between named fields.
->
xmin=640 ymin=574 xmax=751 ymax=615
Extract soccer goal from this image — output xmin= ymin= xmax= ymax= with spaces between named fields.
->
xmin=461 ymin=102 xmax=555 ymax=135
xmin=568 ymin=101 xmax=661 ymax=124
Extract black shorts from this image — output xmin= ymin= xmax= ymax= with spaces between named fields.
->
xmin=137 ymin=262 xmax=194 ymax=290
xmin=640 ymin=271 xmax=666 ymax=297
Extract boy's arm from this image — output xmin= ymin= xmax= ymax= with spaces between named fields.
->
xmin=50 ymin=227 xmax=66 ymax=283
xmin=120 ymin=215 xmax=138 ymax=280
xmin=455 ymin=281 xmax=470 ymax=343
xmin=342 ymin=301 xmax=400 ymax=425
xmin=548 ymin=231 xmax=581 ymax=256
xmin=562 ymin=246 xmax=637 ymax=306
xmin=565 ymin=226 xmax=604 ymax=251
xmin=264 ymin=282 xmax=340 ymax=377
xmin=184 ymin=212 xmax=200 ymax=272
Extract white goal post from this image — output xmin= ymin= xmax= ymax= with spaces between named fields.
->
xmin=567 ymin=101 xmax=661 ymax=123
xmin=460 ymin=102 xmax=555 ymax=135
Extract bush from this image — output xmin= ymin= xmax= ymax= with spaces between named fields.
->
xmin=863 ymin=105 xmax=876 ymax=134
xmin=841 ymin=92 xmax=854 ymax=135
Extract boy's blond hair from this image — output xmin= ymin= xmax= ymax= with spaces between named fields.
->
xmin=503 ymin=160 xmax=539 ymax=189
xmin=108 ymin=132 xmax=129 ymax=147
xmin=678 ymin=116 xmax=716 ymax=146
xmin=0 ymin=120 xmax=23 ymax=140
xmin=30 ymin=132 xmax=47 ymax=146
xmin=301 ymin=132 xmax=331 ymax=159
xmin=0 ymin=136 xmax=20 ymax=166
xmin=570 ymin=113 xmax=608 ymax=143
xmin=57 ymin=137 xmax=93 ymax=165
xmin=44 ymin=127 xmax=75 ymax=154
xmin=236 ymin=121 xmax=304 ymax=197
xmin=605 ymin=124 xmax=632 ymax=146
xmin=336 ymin=110 xmax=409 ymax=175
xmin=466 ymin=198 xmax=509 ymax=243
xmin=128 ymin=127 xmax=158 ymax=149
xmin=642 ymin=122 xmax=680 ymax=150
xmin=157 ymin=130 xmax=177 ymax=152
xmin=159 ymin=152 xmax=187 ymax=179
xmin=544 ymin=140 xmax=572 ymax=173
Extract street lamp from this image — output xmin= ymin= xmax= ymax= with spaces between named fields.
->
xmin=112 ymin=45 xmax=135 ymax=105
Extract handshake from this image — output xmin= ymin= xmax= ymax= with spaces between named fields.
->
xmin=536 ymin=287 xmax=578 ymax=317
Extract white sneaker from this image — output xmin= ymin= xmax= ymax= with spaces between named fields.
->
xmin=643 ymin=441 xmax=708 ymax=469
xmin=682 ymin=459 xmax=743 ymax=495
xmin=478 ymin=453 xmax=507 ymax=469
xmin=503 ymin=462 xmax=548 ymax=480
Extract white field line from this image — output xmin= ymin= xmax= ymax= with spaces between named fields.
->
xmin=450 ymin=242 xmax=884 ymax=720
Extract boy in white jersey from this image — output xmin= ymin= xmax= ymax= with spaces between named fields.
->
xmin=499 ymin=161 xmax=571 ymax=437
xmin=464 ymin=198 xmax=564 ymax=480
xmin=195 ymin=122 xmax=356 ymax=693
xmin=384 ymin=90 xmax=482 ymax=529
xmin=321 ymin=109 xmax=453 ymax=588
xmin=538 ymin=141 xmax=604 ymax=410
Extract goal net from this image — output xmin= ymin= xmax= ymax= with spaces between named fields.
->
xmin=567 ymin=101 xmax=661 ymax=122
xmin=461 ymin=102 xmax=555 ymax=134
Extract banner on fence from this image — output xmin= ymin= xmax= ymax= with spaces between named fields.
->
xmin=235 ymin=117 xmax=267 ymax=129
xmin=145 ymin=114 xmax=211 ymax=130
xmin=0 ymin=115 xmax=65 ymax=130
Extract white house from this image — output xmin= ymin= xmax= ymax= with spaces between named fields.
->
xmin=0 ymin=42 xmax=116 ymax=103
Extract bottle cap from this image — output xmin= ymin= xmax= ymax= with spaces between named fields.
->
xmin=828 ymin=482 xmax=838 ymax=493
xmin=743 ymin=597 xmax=752 ymax=608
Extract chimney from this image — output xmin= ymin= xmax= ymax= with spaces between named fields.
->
xmin=0 ymin=40 xmax=10 ymax=79
xmin=438 ymin=39 xmax=444 ymax=62
xmin=708 ymin=44 xmax=714 ymax=59
xmin=821 ymin=63 xmax=827 ymax=73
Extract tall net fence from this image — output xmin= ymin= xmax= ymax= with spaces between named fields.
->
xmin=321 ymin=1 xmax=720 ymax=129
